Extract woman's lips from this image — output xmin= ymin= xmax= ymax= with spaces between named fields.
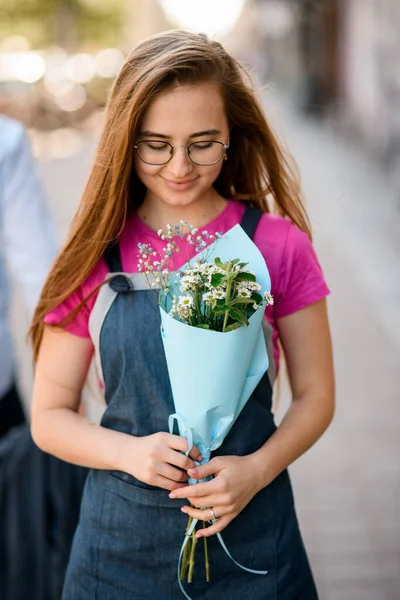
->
xmin=162 ymin=177 xmax=197 ymax=191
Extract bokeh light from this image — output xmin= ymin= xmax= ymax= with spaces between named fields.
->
xmin=66 ymin=53 xmax=97 ymax=84
xmin=0 ymin=51 xmax=45 ymax=83
xmin=55 ymin=83 xmax=87 ymax=112
xmin=159 ymin=0 xmax=246 ymax=36
xmin=95 ymin=48 xmax=125 ymax=78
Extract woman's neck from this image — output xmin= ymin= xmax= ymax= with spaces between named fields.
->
xmin=137 ymin=191 xmax=227 ymax=232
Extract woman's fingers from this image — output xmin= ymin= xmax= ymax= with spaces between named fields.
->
xmin=153 ymin=474 xmax=189 ymax=492
xmin=169 ymin=478 xmax=219 ymax=500
xmin=158 ymin=460 xmax=190 ymax=484
xmin=196 ymin=516 xmax=229 ymax=538
xmin=167 ymin=434 xmax=202 ymax=462
xmin=165 ymin=448 xmax=197 ymax=472
xmin=130 ymin=433 xmax=202 ymax=490
xmin=180 ymin=504 xmax=232 ymax=537
xmin=187 ymin=446 xmax=202 ymax=462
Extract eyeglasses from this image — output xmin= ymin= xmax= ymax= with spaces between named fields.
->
xmin=134 ymin=140 xmax=229 ymax=166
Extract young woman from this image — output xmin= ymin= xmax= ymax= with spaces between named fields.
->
xmin=30 ymin=30 xmax=334 ymax=599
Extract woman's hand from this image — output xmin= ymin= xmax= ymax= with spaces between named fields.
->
xmin=117 ymin=432 xmax=202 ymax=492
xmin=168 ymin=454 xmax=263 ymax=537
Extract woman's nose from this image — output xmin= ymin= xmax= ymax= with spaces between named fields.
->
xmin=166 ymin=147 xmax=193 ymax=179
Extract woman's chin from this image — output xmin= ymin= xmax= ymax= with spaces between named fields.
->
xmin=156 ymin=190 xmax=200 ymax=208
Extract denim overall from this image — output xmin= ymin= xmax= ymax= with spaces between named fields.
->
xmin=62 ymin=207 xmax=319 ymax=600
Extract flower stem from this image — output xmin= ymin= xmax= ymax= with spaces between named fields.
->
xmin=180 ymin=515 xmax=193 ymax=580
xmin=187 ymin=527 xmax=198 ymax=583
xmin=222 ymin=265 xmax=233 ymax=332
xmin=203 ymin=521 xmax=210 ymax=582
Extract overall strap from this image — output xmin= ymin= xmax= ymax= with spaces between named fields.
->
xmin=104 ymin=243 xmax=133 ymax=293
xmin=105 ymin=242 xmax=123 ymax=273
xmin=239 ymin=204 xmax=264 ymax=240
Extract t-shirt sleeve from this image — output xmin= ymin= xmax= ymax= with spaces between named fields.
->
xmin=44 ymin=287 xmax=91 ymax=338
xmin=274 ymin=223 xmax=330 ymax=318
xmin=44 ymin=260 xmax=108 ymax=338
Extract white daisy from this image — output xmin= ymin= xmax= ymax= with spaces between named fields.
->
xmin=264 ymin=292 xmax=274 ymax=305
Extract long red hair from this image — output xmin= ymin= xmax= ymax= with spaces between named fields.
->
xmin=30 ymin=30 xmax=310 ymax=360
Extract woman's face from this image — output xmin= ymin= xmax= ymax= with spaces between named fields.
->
xmin=134 ymin=83 xmax=230 ymax=210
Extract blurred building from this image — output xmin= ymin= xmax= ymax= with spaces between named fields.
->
xmin=254 ymin=0 xmax=400 ymax=195
xmin=339 ymin=1 xmax=400 ymax=166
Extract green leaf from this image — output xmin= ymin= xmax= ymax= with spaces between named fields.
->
xmin=234 ymin=272 xmax=256 ymax=283
xmin=224 ymin=322 xmax=243 ymax=332
xmin=231 ymin=258 xmax=240 ymax=267
xmin=214 ymin=301 xmax=230 ymax=311
xmin=214 ymin=257 xmax=224 ymax=268
xmin=196 ymin=324 xmax=210 ymax=330
xmin=229 ymin=307 xmax=249 ymax=327
xmin=211 ymin=273 xmax=225 ymax=287
xmin=228 ymin=308 xmax=240 ymax=320
xmin=232 ymin=298 xmax=255 ymax=306
xmin=252 ymin=293 xmax=263 ymax=304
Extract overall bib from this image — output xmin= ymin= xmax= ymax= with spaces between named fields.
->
xmin=62 ymin=207 xmax=319 ymax=600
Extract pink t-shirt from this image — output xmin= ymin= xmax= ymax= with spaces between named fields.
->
xmin=45 ymin=200 xmax=330 ymax=372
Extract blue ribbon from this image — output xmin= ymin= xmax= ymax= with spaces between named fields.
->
xmin=169 ymin=413 xmax=268 ymax=599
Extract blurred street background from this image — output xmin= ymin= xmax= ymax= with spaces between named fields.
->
xmin=2 ymin=1 xmax=399 ymax=599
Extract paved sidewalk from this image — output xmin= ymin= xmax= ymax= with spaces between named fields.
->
xmin=266 ymin=90 xmax=400 ymax=600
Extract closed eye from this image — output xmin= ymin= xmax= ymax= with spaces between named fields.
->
xmin=190 ymin=141 xmax=215 ymax=151
xmin=142 ymin=141 xmax=170 ymax=151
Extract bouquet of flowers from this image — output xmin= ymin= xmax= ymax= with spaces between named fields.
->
xmin=138 ymin=221 xmax=272 ymax=597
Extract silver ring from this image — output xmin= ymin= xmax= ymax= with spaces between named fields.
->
xmin=210 ymin=507 xmax=218 ymax=523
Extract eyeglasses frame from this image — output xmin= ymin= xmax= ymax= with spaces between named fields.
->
xmin=133 ymin=139 xmax=230 ymax=166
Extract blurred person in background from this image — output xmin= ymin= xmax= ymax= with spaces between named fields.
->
xmin=30 ymin=30 xmax=334 ymax=600
xmin=0 ymin=115 xmax=87 ymax=600
xmin=0 ymin=114 xmax=57 ymax=436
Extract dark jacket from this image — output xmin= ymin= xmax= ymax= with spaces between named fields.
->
xmin=0 ymin=425 xmax=87 ymax=600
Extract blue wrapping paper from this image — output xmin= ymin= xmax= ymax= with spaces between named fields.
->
xmin=160 ymin=224 xmax=271 ymax=461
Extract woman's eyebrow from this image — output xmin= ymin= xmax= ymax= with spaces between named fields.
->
xmin=139 ymin=129 xmax=221 ymax=139
xmin=139 ymin=130 xmax=170 ymax=139
xmin=189 ymin=129 xmax=221 ymax=138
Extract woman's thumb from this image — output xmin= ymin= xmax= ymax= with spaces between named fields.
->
xmin=188 ymin=458 xmax=218 ymax=480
